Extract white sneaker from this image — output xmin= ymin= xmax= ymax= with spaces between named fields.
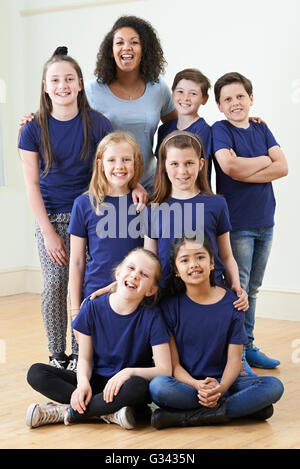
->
xmin=26 ymin=402 xmax=70 ymax=428
xmin=101 ymin=406 xmax=136 ymax=430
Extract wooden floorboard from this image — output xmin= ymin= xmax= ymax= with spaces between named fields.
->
xmin=0 ymin=293 xmax=299 ymax=450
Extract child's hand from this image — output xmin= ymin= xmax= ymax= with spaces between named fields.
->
xmin=249 ymin=116 xmax=266 ymax=124
xmin=232 ymin=287 xmax=249 ymax=311
xmin=103 ymin=369 xmax=132 ymax=403
xmin=132 ymin=183 xmax=149 ymax=213
xmin=43 ymin=230 xmax=68 ymax=265
xmin=198 ymin=377 xmax=222 ymax=407
xmin=71 ymin=383 xmax=92 ymax=414
xmin=20 ymin=112 xmax=34 ymax=127
xmin=89 ymin=281 xmax=117 ymax=300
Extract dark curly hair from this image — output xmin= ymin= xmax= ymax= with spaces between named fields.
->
xmin=94 ymin=15 xmax=166 ymax=84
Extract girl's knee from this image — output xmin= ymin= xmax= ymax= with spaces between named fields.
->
xmin=149 ymin=375 xmax=172 ymax=401
xmin=27 ymin=362 xmax=47 ymax=388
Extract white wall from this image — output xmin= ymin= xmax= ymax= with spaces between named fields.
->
xmin=1 ymin=0 xmax=300 ymax=302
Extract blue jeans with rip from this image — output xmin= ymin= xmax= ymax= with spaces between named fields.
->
xmin=149 ymin=375 xmax=284 ymax=419
xmin=230 ymin=227 xmax=274 ymax=349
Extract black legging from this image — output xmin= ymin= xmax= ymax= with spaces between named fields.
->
xmin=27 ymin=363 xmax=151 ymax=420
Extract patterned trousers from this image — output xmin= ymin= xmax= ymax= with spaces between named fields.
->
xmin=35 ymin=213 xmax=78 ymax=358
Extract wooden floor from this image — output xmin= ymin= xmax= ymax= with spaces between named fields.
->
xmin=0 ymin=293 xmax=299 ymax=450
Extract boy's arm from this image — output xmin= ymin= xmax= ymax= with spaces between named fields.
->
xmin=214 ymin=148 xmax=272 ymax=179
xmin=235 ymin=146 xmax=288 ymax=183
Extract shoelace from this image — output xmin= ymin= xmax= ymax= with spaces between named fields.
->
xmin=39 ymin=405 xmax=67 ymax=424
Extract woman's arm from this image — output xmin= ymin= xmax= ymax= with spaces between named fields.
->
xmin=20 ymin=149 xmax=68 ymax=265
xmin=70 ymin=332 xmax=93 ymax=414
xmin=103 ymin=342 xmax=172 ymax=403
xmin=69 ymin=235 xmax=87 ymax=319
xmin=217 ymin=232 xmax=248 ymax=311
xmin=161 ymin=109 xmax=178 ymax=123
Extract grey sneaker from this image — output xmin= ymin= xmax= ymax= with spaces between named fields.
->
xmin=101 ymin=406 xmax=136 ymax=429
xmin=26 ymin=402 xmax=70 ymax=428
xmin=66 ymin=354 xmax=78 ymax=372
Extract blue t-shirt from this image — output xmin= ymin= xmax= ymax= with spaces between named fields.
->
xmin=18 ymin=111 xmax=113 ymax=213
xmin=72 ymin=293 xmax=170 ymax=377
xmin=85 ymin=77 xmax=175 ymax=191
xmin=212 ymin=120 xmax=278 ymax=231
xmin=68 ymin=192 xmax=144 ymax=297
xmin=144 ymin=194 xmax=231 ymax=286
xmin=155 ymin=117 xmax=212 ymax=160
xmin=161 ymin=289 xmax=247 ymax=379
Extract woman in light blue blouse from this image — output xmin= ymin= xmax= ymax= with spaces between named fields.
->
xmin=85 ymin=15 xmax=177 ymax=195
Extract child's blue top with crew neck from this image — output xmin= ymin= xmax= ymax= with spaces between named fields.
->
xmin=212 ymin=120 xmax=279 ymax=231
xmin=144 ymin=193 xmax=231 ymax=287
xmin=18 ymin=110 xmax=113 ymax=213
xmin=155 ymin=117 xmax=212 ymax=160
xmin=72 ymin=293 xmax=170 ymax=377
xmin=160 ymin=289 xmax=247 ymax=379
xmin=68 ymin=192 xmax=144 ymax=298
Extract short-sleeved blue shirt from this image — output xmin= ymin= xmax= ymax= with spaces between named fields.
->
xmin=72 ymin=293 xmax=170 ymax=377
xmin=144 ymin=194 xmax=231 ymax=286
xmin=161 ymin=289 xmax=248 ymax=379
xmin=18 ymin=110 xmax=113 ymax=213
xmin=68 ymin=192 xmax=144 ymax=297
xmin=155 ymin=117 xmax=212 ymax=160
xmin=212 ymin=120 xmax=278 ymax=231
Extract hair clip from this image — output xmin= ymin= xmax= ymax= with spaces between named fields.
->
xmin=54 ymin=46 xmax=68 ymax=56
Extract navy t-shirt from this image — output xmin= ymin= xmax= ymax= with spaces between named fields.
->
xmin=144 ymin=194 xmax=231 ymax=286
xmin=212 ymin=120 xmax=278 ymax=231
xmin=155 ymin=117 xmax=212 ymax=160
xmin=18 ymin=110 xmax=113 ymax=213
xmin=72 ymin=293 xmax=170 ymax=377
xmin=160 ymin=289 xmax=248 ymax=379
xmin=68 ymin=192 xmax=144 ymax=297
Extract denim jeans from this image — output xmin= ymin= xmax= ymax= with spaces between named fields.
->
xmin=149 ymin=375 xmax=284 ymax=419
xmin=230 ymin=227 xmax=274 ymax=348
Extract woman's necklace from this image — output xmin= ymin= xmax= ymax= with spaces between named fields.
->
xmin=111 ymin=79 xmax=146 ymax=100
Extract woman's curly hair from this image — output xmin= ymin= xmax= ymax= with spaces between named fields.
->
xmin=94 ymin=15 xmax=167 ymax=84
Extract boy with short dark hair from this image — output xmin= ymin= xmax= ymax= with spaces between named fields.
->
xmin=155 ymin=68 xmax=212 ymax=163
xmin=212 ymin=72 xmax=288 ymax=374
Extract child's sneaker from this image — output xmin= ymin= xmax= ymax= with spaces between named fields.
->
xmin=66 ymin=354 xmax=78 ymax=372
xmin=246 ymin=346 xmax=280 ymax=369
xmin=239 ymin=357 xmax=257 ymax=377
xmin=101 ymin=406 xmax=136 ymax=429
xmin=49 ymin=354 xmax=69 ymax=369
xmin=26 ymin=402 xmax=70 ymax=428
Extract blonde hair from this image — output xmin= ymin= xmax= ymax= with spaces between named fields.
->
xmin=88 ymin=132 xmax=144 ymax=214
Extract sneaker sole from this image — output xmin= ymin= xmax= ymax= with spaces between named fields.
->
xmin=120 ymin=407 xmax=136 ymax=430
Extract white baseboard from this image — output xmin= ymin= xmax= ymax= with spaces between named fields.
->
xmin=0 ymin=267 xmax=42 ymax=296
xmin=0 ymin=268 xmax=299 ymax=321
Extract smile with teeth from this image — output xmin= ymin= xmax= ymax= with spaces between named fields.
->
xmin=125 ymin=280 xmax=137 ymax=289
xmin=121 ymin=54 xmax=134 ymax=60
xmin=112 ymin=172 xmax=127 ymax=177
xmin=56 ymin=92 xmax=70 ymax=96
xmin=188 ymin=269 xmax=202 ymax=276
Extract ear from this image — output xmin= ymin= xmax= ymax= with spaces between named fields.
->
xmin=249 ymin=93 xmax=254 ymax=107
xmin=145 ymin=284 xmax=159 ymax=298
xmin=43 ymin=80 xmax=48 ymax=94
xmin=201 ymin=94 xmax=209 ymax=106
xmin=78 ymin=77 xmax=83 ymax=92
xmin=216 ymin=101 xmax=223 ymax=113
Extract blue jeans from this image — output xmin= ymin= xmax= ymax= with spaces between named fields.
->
xmin=230 ymin=227 xmax=273 ymax=348
xmin=149 ymin=375 xmax=284 ymax=419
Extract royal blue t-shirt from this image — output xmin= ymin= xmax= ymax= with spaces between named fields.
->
xmin=155 ymin=117 xmax=212 ymax=160
xmin=160 ymin=289 xmax=247 ymax=379
xmin=72 ymin=293 xmax=170 ymax=377
xmin=212 ymin=120 xmax=278 ymax=231
xmin=18 ymin=110 xmax=113 ymax=213
xmin=68 ymin=192 xmax=144 ymax=297
xmin=144 ymin=194 xmax=231 ymax=286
